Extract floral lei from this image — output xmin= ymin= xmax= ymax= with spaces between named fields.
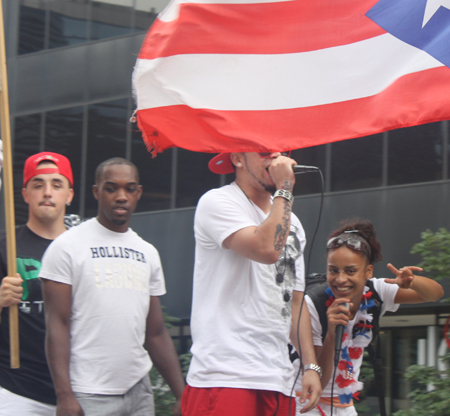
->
xmin=325 ymin=285 xmax=377 ymax=404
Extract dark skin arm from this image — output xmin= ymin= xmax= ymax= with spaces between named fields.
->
xmin=315 ymin=298 xmax=352 ymax=388
xmin=386 ymin=264 xmax=444 ymax=303
xmin=145 ymin=296 xmax=185 ymax=416
xmin=290 ymin=291 xmax=322 ymax=413
xmin=42 ymin=279 xmax=84 ymax=416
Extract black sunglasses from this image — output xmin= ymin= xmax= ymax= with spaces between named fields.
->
xmin=258 ymin=151 xmax=291 ymax=158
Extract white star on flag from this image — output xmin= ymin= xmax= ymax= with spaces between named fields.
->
xmin=133 ymin=0 xmax=450 ymax=154
xmin=423 ymin=0 xmax=450 ymax=27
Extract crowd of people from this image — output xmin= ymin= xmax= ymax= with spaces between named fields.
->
xmin=0 ymin=151 xmax=444 ymax=416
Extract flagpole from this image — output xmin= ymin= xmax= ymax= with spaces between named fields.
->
xmin=0 ymin=0 xmax=19 ymax=369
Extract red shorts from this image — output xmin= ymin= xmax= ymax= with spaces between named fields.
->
xmin=181 ymin=385 xmax=296 ymax=416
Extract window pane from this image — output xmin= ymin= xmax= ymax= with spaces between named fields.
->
xmin=176 ymin=150 xmax=221 ymax=208
xmin=291 ymin=145 xmax=326 ymax=195
xmin=90 ymin=0 xmax=133 ymax=41
xmin=48 ymin=1 xmax=89 ymax=49
xmin=388 ymin=122 xmax=443 ymax=186
xmin=331 ymin=134 xmax=383 ymax=191
xmin=18 ymin=5 xmax=46 ymax=55
xmin=13 ymin=114 xmax=42 ymax=225
xmin=131 ymin=130 xmax=172 ymax=212
xmin=44 ymin=107 xmax=84 ymax=216
xmin=85 ymin=99 xmax=128 ymax=218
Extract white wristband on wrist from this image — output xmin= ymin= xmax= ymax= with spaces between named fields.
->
xmin=273 ymin=189 xmax=294 ymax=204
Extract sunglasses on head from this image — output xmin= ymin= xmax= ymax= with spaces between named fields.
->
xmin=326 ymin=232 xmax=372 ymax=259
xmin=258 ymin=151 xmax=291 ymax=158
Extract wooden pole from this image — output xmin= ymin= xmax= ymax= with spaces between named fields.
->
xmin=0 ymin=1 xmax=19 ymax=369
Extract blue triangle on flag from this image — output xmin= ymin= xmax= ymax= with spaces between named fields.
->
xmin=367 ymin=0 xmax=450 ymax=68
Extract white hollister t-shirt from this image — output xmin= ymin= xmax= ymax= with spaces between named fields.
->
xmin=187 ymin=182 xmax=306 ymax=396
xmin=40 ymin=218 xmax=166 ymax=395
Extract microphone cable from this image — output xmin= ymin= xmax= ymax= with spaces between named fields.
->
xmin=288 ymin=167 xmax=324 ymax=416
xmin=330 ymin=302 xmax=349 ymax=416
xmin=330 ymin=356 xmax=340 ymax=416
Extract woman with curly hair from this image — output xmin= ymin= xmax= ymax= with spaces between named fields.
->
xmin=296 ymin=219 xmax=444 ymax=415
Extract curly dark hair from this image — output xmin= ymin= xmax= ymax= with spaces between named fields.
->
xmin=327 ymin=218 xmax=382 ymax=264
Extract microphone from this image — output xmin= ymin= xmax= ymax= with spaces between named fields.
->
xmin=293 ymin=165 xmax=319 ymax=174
xmin=334 ymin=302 xmax=349 ymax=366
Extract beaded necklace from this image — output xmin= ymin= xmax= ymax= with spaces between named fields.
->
xmin=325 ymin=285 xmax=376 ymax=404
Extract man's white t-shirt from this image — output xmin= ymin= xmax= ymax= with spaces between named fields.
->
xmin=187 ymin=182 xmax=306 ymax=396
xmin=40 ymin=218 xmax=166 ymax=395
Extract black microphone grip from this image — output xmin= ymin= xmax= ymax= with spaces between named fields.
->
xmin=293 ymin=165 xmax=319 ymax=174
xmin=334 ymin=302 xmax=349 ymax=366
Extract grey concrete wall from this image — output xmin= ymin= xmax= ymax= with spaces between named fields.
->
xmin=130 ymin=180 xmax=450 ymax=318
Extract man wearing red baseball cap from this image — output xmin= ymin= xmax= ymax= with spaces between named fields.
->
xmin=183 ymin=151 xmax=322 ymax=416
xmin=0 ymin=152 xmax=74 ymax=415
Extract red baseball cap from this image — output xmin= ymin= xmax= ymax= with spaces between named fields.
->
xmin=23 ymin=152 xmax=73 ymax=187
xmin=208 ymin=153 xmax=234 ymax=175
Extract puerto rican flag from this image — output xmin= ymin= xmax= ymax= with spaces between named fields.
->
xmin=132 ymin=0 xmax=450 ymax=155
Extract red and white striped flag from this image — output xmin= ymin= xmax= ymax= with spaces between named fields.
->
xmin=132 ymin=0 xmax=450 ymax=155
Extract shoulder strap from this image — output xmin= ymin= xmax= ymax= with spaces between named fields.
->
xmin=365 ymin=279 xmax=383 ymax=340
xmin=305 ymin=278 xmax=330 ymax=342
xmin=289 ymin=275 xmax=329 ymax=363
xmin=365 ymin=279 xmax=386 ymax=416
xmin=367 ymin=338 xmax=387 ymax=416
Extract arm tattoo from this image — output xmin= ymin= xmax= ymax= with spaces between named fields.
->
xmin=281 ymin=179 xmax=293 ymax=192
xmin=274 ymin=194 xmax=292 ymax=251
xmin=274 ymin=224 xmax=284 ymax=250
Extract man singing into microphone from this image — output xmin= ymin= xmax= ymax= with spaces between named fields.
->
xmin=182 ymin=151 xmax=322 ymax=416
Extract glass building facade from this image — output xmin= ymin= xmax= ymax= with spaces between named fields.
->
xmin=7 ymin=0 xmax=450 ymax=224
xmin=3 ymin=2 xmax=450 ymax=414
